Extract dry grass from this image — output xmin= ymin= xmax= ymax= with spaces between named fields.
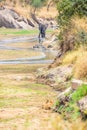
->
xmin=62 ymin=50 xmax=78 ymax=65
xmin=51 ymin=117 xmax=87 ymax=130
xmin=62 ymin=48 xmax=87 ymax=80
xmin=0 ymin=73 xmax=86 ymax=130
xmin=74 ymin=50 xmax=87 ymax=80
xmin=37 ymin=6 xmax=57 ymax=19
xmin=14 ymin=4 xmax=57 ymax=19
xmin=72 ymin=17 xmax=87 ymax=32
xmin=13 ymin=4 xmax=31 ymax=19
xmin=0 ymin=50 xmax=41 ymax=60
xmin=0 ymin=77 xmax=57 ymax=130
xmin=6 ymin=42 xmax=36 ymax=48
xmin=0 ymin=65 xmax=58 ymax=130
xmin=1 ymin=0 xmax=57 ymax=20
xmin=0 ymin=64 xmax=46 ymax=74
xmin=14 ymin=5 xmax=57 ymax=20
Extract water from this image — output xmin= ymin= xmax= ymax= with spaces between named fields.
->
xmin=0 ymin=36 xmax=56 ymax=64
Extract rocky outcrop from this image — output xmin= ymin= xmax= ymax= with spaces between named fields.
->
xmin=54 ymin=79 xmax=87 ymax=119
xmin=0 ymin=7 xmax=57 ymax=29
xmin=0 ymin=7 xmax=34 ymax=29
xmin=78 ymin=96 xmax=87 ymax=115
xmin=37 ymin=65 xmax=73 ymax=91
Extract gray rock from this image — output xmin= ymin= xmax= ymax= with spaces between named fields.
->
xmin=78 ymin=96 xmax=87 ymax=115
xmin=71 ymin=79 xmax=87 ymax=90
xmin=0 ymin=8 xmax=32 ymax=29
xmin=57 ymin=87 xmax=72 ymax=99
xmin=47 ymin=45 xmax=53 ymax=48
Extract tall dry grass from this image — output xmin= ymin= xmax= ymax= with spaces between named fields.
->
xmin=74 ymin=50 xmax=87 ymax=80
xmin=50 ymin=116 xmax=87 ymax=130
xmin=0 ymin=0 xmax=57 ymax=19
xmin=72 ymin=17 xmax=87 ymax=33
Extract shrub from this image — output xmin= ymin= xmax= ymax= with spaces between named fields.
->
xmin=57 ymin=0 xmax=87 ymax=26
xmin=72 ymin=84 xmax=87 ymax=102
xmin=76 ymin=30 xmax=87 ymax=46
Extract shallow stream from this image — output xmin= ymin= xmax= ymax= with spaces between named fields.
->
xmin=0 ymin=36 xmax=56 ymax=64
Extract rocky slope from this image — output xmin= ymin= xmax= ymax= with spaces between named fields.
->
xmin=0 ymin=6 xmax=57 ymax=29
xmin=0 ymin=7 xmax=35 ymax=29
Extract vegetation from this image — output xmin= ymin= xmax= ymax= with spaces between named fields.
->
xmin=31 ymin=0 xmax=47 ymax=8
xmin=55 ymin=84 xmax=87 ymax=120
xmin=57 ymin=0 xmax=87 ymax=26
xmin=55 ymin=0 xmax=87 ymax=56
xmin=72 ymin=84 xmax=87 ymax=102
xmin=0 ymin=50 xmax=42 ymax=60
xmin=74 ymin=51 xmax=87 ymax=79
xmin=0 ymin=28 xmax=52 ymax=36
xmin=0 ymin=0 xmax=87 ymax=128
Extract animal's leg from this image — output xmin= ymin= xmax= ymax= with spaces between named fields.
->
xmin=38 ymin=33 xmax=41 ymax=44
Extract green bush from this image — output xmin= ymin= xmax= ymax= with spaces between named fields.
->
xmin=72 ymin=84 xmax=87 ymax=102
xmin=57 ymin=0 xmax=87 ymax=26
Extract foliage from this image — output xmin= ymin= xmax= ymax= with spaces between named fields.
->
xmin=55 ymin=84 xmax=87 ymax=120
xmin=77 ymin=30 xmax=87 ymax=46
xmin=57 ymin=0 xmax=87 ymax=26
xmin=31 ymin=0 xmax=47 ymax=9
xmin=72 ymin=84 xmax=87 ymax=102
xmin=31 ymin=0 xmax=42 ymax=8
xmin=55 ymin=0 xmax=87 ymax=58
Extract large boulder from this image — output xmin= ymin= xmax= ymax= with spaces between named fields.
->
xmin=0 ymin=7 xmax=34 ymax=29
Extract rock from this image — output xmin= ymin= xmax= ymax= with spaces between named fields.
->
xmin=57 ymin=87 xmax=72 ymax=99
xmin=33 ymin=44 xmax=40 ymax=49
xmin=33 ymin=44 xmax=46 ymax=50
xmin=37 ymin=65 xmax=73 ymax=91
xmin=78 ymin=96 xmax=87 ymax=115
xmin=71 ymin=79 xmax=87 ymax=90
xmin=0 ymin=8 xmax=32 ymax=29
xmin=47 ymin=45 xmax=53 ymax=48
xmin=27 ymin=18 xmax=35 ymax=27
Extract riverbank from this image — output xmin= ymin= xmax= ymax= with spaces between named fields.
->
xmin=0 ymin=30 xmax=58 ymax=129
xmin=0 ymin=63 xmax=87 ymax=130
xmin=0 ymin=29 xmax=87 ymax=130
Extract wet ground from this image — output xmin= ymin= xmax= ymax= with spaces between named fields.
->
xmin=0 ymin=36 xmax=56 ymax=64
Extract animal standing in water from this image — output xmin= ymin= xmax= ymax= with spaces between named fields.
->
xmin=38 ymin=23 xmax=48 ymax=43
